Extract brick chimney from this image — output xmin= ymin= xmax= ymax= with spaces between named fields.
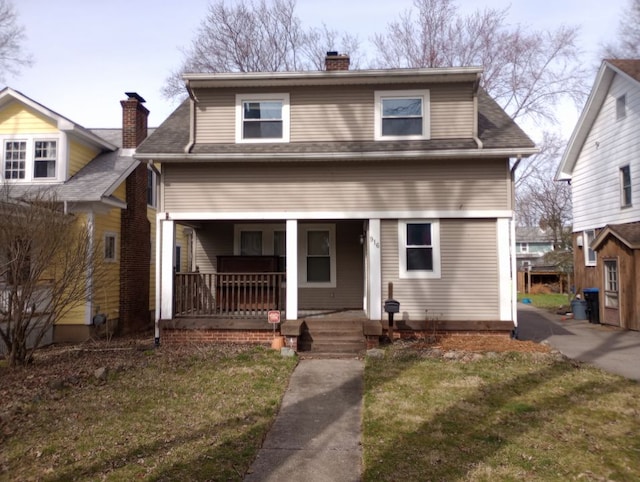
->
xmin=325 ymin=51 xmax=350 ymax=71
xmin=120 ymin=92 xmax=149 ymax=149
xmin=118 ymin=92 xmax=151 ymax=335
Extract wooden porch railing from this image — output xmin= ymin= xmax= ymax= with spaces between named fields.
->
xmin=174 ymin=272 xmax=285 ymax=318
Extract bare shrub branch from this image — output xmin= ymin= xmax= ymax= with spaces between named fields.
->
xmin=0 ymin=0 xmax=32 ymax=82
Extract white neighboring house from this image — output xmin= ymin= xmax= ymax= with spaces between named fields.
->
xmin=557 ymin=59 xmax=640 ymax=331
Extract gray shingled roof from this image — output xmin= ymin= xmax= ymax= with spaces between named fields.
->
xmin=136 ymin=85 xmax=534 ymax=157
xmin=594 ymin=222 xmax=640 ymax=250
xmin=136 ymin=100 xmax=190 ymax=154
xmin=4 ymin=152 xmax=138 ymax=203
xmin=90 ymin=128 xmax=157 ymax=149
xmin=516 ymin=227 xmax=554 ymax=243
xmin=56 ymin=151 xmax=138 ymax=202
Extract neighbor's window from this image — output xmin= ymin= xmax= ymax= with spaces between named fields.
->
xmin=375 ymin=90 xmax=430 ymax=140
xmin=299 ymin=224 xmax=336 ymax=287
xmin=4 ymin=140 xmax=27 ymax=179
xmin=104 ymin=233 xmax=117 ymax=262
xmin=620 ymin=165 xmax=632 ymax=207
xmin=33 ymin=140 xmax=57 ymax=178
xmin=398 ymin=220 xmax=441 ymax=278
xmin=604 ymin=259 xmax=619 ymax=308
xmin=518 ymin=242 xmax=529 ymax=253
xmin=584 ymin=229 xmax=596 ymax=267
xmin=236 ymin=93 xmax=290 ymax=143
xmin=175 ymin=245 xmax=182 ymax=273
xmin=616 ymin=94 xmax=626 ymax=120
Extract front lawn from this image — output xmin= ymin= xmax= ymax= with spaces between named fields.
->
xmin=363 ymin=341 xmax=640 ymax=481
xmin=0 ymin=340 xmax=297 ymax=481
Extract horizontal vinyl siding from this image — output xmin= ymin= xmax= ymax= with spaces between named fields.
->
xmin=381 ymin=218 xmax=499 ymax=320
xmin=68 ymin=140 xmax=100 ymax=177
xmin=93 ymin=209 xmax=122 ymax=323
xmin=573 ymin=75 xmax=640 ymax=231
xmin=193 ymin=83 xmax=474 ymax=143
xmin=163 ymin=159 xmax=510 ymax=213
xmin=194 ymin=222 xmax=235 ymax=273
xmin=430 ymin=84 xmax=474 ymax=138
xmin=194 ymin=89 xmax=235 ymax=144
xmin=0 ymin=102 xmax=57 ymax=134
xmin=291 ymin=87 xmax=372 ymax=141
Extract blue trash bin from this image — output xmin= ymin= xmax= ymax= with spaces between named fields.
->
xmin=571 ymin=299 xmax=588 ymax=320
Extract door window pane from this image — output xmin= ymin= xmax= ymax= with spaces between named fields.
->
xmin=240 ymin=231 xmax=262 ymax=255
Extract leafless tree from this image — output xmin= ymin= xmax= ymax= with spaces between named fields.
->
xmin=0 ymin=187 xmax=107 ymax=367
xmin=602 ymin=0 xmax=640 ymax=58
xmin=0 ymin=0 xmax=32 ymax=82
xmin=372 ymin=0 xmax=589 ymax=126
xmin=163 ymin=0 xmax=360 ymax=99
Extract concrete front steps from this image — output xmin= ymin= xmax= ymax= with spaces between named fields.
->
xmin=297 ymin=318 xmax=366 ymax=356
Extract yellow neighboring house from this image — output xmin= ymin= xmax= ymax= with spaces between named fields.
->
xmin=0 ymin=87 xmax=170 ymax=343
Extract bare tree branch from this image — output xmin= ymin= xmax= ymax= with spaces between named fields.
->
xmin=0 ymin=0 xmax=32 ymax=82
xmin=0 ymin=186 xmax=110 ymax=367
xmin=602 ymin=0 xmax=640 ymax=58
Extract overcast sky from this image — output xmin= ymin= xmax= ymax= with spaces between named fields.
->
xmin=6 ymin=0 xmax=628 ymax=135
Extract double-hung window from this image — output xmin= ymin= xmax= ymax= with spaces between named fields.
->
xmin=375 ymin=90 xmax=430 ymax=140
xmin=604 ymin=259 xmax=619 ymax=308
xmin=2 ymin=137 xmax=59 ymax=181
xmin=236 ymin=93 xmax=290 ymax=143
xmin=104 ymin=233 xmax=117 ymax=262
xmin=616 ymin=94 xmax=626 ymax=120
xmin=620 ymin=165 xmax=632 ymax=207
xmin=4 ymin=140 xmax=27 ymax=179
xmin=398 ymin=220 xmax=441 ymax=278
xmin=584 ymin=229 xmax=596 ymax=266
xmin=299 ymin=225 xmax=336 ymax=287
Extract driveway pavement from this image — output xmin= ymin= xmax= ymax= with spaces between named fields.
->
xmin=517 ymin=303 xmax=640 ymax=382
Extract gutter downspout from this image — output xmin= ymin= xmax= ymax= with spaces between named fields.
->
xmin=472 ymin=73 xmax=483 ymax=149
xmin=185 ymin=80 xmax=197 ymax=154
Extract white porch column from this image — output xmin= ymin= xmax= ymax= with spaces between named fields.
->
xmin=286 ymin=219 xmax=298 ymax=320
xmin=497 ymin=218 xmax=513 ymax=322
xmin=368 ymin=219 xmax=382 ymax=320
xmin=159 ymin=219 xmax=175 ymax=322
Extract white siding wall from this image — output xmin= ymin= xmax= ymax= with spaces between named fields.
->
xmin=573 ymin=74 xmax=640 ymax=231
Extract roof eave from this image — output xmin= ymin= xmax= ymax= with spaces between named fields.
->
xmin=556 ymin=62 xmax=616 ymax=181
xmin=135 ymin=147 xmax=539 ymax=162
xmin=183 ymin=67 xmax=485 ymax=89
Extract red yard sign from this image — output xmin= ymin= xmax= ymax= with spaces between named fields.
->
xmin=268 ymin=310 xmax=281 ymax=324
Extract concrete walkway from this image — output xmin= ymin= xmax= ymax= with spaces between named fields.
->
xmin=517 ymin=303 xmax=640 ymax=382
xmin=245 ymin=358 xmax=363 ymax=482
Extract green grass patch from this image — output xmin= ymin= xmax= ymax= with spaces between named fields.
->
xmin=518 ymin=292 xmax=571 ymax=310
xmin=1 ymin=345 xmax=296 ymax=481
xmin=363 ymin=345 xmax=640 ymax=481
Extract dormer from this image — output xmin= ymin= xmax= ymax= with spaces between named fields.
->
xmin=0 ymin=87 xmax=116 ymax=184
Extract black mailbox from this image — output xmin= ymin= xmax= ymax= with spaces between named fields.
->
xmin=384 ymin=299 xmax=400 ymax=313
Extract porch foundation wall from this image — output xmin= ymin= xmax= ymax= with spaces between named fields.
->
xmin=161 ymin=328 xmax=275 ymax=346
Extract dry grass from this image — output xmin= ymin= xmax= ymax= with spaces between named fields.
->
xmin=363 ymin=340 xmax=640 ymax=481
xmin=0 ymin=337 xmax=297 ymax=481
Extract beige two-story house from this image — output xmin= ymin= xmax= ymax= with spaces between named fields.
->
xmin=135 ymin=54 xmax=537 ymax=348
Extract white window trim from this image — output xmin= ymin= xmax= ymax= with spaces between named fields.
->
xmin=620 ymin=164 xmax=632 ymax=208
xmin=104 ymin=232 xmax=117 ymax=263
xmin=298 ymin=224 xmax=336 ymax=288
xmin=398 ymin=220 xmax=441 ymax=279
xmin=1 ymin=134 xmax=64 ymax=183
xmin=374 ymin=89 xmax=430 ymax=141
xmin=519 ymin=242 xmax=529 ymax=253
xmin=584 ymin=229 xmax=596 ymax=267
xmin=235 ymin=93 xmax=290 ymax=144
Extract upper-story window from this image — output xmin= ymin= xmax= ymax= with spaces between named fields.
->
xmin=236 ymin=93 xmax=290 ymax=143
xmin=616 ymin=94 xmax=626 ymax=120
xmin=620 ymin=164 xmax=632 ymax=207
xmin=374 ymin=90 xmax=430 ymax=140
xmin=2 ymin=137 xmax=59 ymax=181
xmin=147 ymin=167 xmax=157 ymax=208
